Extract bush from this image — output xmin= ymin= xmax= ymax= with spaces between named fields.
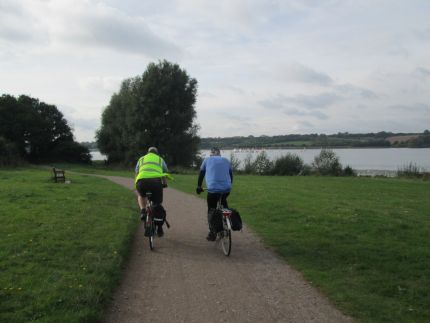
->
xmin=243 ymin=153 xmax=255 ymax=174
xmin=397 ymin=162 xmax=422 ymax=177
xmin=253 ymin=151 xmax=273 ymax=175
xmin=343 ymin=165 xmax=357 ymax=176
xmin=0 ymin=137 xmax=22 ymax=166
xmin=312 ymin=149 xmax=342 ymax=176
xmin=271 ymin=153 xmax=304 ymax=175
xmin=229 ymin=152 xmax=241 ymax=172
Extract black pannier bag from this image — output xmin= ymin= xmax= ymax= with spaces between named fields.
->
xmin=208 ymin=208 xmax=223 ymax=233
xmin=229 ymin=208 xmax=242 ymax=231
xmin=153 ymin=204 xmax=166 ymax=226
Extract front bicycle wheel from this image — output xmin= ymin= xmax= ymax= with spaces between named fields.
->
xmin=221 ymin=218 xmax=232 ymax=256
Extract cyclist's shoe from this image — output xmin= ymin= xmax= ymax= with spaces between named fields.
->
xmin=157 ymin=226 xmax=164 ymax=237
xmin=140 ymin=209 xmax=147 ymax=221
xmin=206 ymin=231 xmax=216 ymax=241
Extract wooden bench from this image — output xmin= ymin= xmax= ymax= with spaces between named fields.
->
xmin=52 ymin=167 xmax=66 ymax=182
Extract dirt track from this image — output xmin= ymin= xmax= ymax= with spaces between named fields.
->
xmin=101 ymin=175 xmax=352 ymax=323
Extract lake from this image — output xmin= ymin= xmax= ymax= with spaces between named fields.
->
xmin=201 ymin=148 xmax=430 ymax=173
xmin=91 ymin=148 xmax=430 ymax=174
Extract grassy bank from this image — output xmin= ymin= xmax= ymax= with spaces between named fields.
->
xmin=169 ymin=174 xmax=430 ymax=322
xmin=0 ymin=168 xmax=138 ymax=322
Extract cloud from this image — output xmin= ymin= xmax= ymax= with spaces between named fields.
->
xmin=416 ymin=67 xmax=430 ymax=79
xmin=78 ymin=76 xmax=123 ymax=93
xmin=280 ymin=63 xmax=333 ymax=85
xmin=0 ymin=0 xmax=181 ymax=58
xmin=389 ymin=103 xmax=430 ymax=113
xmin=260 ymin=92 xmax=341 ymax=111
xmin=335 ymin=84 xmax=378 ymax=99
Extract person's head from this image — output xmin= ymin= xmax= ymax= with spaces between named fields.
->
xmin=210 ymin=147 xmax=221 ymax=156
xmin=148 ymin=146 xmax=158 ymax=154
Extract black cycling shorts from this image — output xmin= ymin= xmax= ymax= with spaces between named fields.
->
xmin=136 ymin=178 xmax=163 ymax=205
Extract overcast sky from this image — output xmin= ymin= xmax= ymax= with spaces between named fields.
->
xmin=1 ymin=0 xmax=429 ymax=141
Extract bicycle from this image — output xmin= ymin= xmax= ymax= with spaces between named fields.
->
xmin=143 ymin=192 xmax=170 ymax=251
xmin=215 ymin=194 xmax=233 ymax=256
xmin=144 ymin=192 xmax=156 ymax=250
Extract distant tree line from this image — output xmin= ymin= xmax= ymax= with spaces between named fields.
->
xmin=200 ymin=131 xmax=430 ymax=149
xmin=0 ymin=94 xmax=90 ymax=166
xmin=96 ymin=60 xmax=200 ymax=166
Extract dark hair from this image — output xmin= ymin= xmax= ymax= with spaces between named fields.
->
xmin=210 ymin=147 xmax=220 ymax=156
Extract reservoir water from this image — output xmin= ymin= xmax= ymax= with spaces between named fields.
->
xmin=91 ymin=148 xmax=430 ymax=173
xmin=201 ymin=148 xmax=430 ymax=172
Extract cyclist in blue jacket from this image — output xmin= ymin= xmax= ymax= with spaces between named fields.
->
xmin=196 ymin=147 xmax=233 ymax=241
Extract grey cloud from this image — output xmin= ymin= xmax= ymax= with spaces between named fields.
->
xmin=309 ymin=110 xmax=329 ymax=120
xmin=389 ymin=103 xmax=430 ymax=113
xmin=288 ymin=92 xmax=341 ymax=109
xmin=283 ymin=108 xmax=307 ymax=116
xmin=415 ymin=28 xmax=430 ymax=41
xmin=0 ymin=2 xmax=45 ymax=43
xmin=335 ymin=84 xmax=378 ymax=99
xmin=288 ymin=64 xmax=333 ymax=85
xmin=416 ymin=67 xmax=430 ymax=78
xmin=72 ymin=14 xmax=182 ymax=58
xmin=279 ymin=64 xmax=333 ymax=86
xmin=260 ymin=92 xmax=340 ymax=111
xmin=0 ymin=25 xmax=33 ymax=42
xmin=299 ymin=120 xmax=315 ymax=128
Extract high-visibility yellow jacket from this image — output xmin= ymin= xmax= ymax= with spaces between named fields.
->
xmin=135 ymin=153 xmax=170 ymax=183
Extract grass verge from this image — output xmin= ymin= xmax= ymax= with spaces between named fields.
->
xmin=169 ymin=174 xmax=430 ymax=322
xmin=0 ymin=168 xmax=138 ymax=322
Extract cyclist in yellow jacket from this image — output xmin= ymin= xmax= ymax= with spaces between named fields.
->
xmin=135 ymin=147 xmax=169 ymax=237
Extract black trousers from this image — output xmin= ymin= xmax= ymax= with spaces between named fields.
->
xmin=207 ymin=192 xmax=230 ymax=210
xmin=207 ymin=192 xmax=229 ymax=233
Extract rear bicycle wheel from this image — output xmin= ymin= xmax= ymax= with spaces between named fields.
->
xmin=221 ymin=218 xmax=232 ymax=256
xmin=149 ymin=219 xmax=155 ymax=250
xmin=146 ymin=214 xmax=155 ymax=250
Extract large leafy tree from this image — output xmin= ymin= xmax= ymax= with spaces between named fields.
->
xmin=97 ymin=60 xmax=200 ymax=166
xmin=0 ymin=94 xmax=90 ymax=163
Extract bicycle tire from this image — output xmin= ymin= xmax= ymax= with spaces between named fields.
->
xmin=146 ymin=213 xmax=155 ymax=251
xmin=149 ymin=219 xmax=154 ymax=250
xmin=221 ymin=218 xmax=232 ymax=256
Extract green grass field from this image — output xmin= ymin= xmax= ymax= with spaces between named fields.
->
xmin=0 ymin=168 xmax=138 ymax=322
xmin=168 ymin=174 xmax=430 ymax=322
xmin=3 ymin=164 xmax=430 ymax=322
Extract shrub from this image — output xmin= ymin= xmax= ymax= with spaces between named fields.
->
xmin=397 ymin=162 xmax=422 ymax=177
xmin=253 ymin=151 xmax=273 ymax=175
xmin=312 ymin=149 xmax=342 ymax=176
xmin=0 ymin=137 xmax=21 ymax=166
xmin=343 ymin=165 xmax=357 ymax=176
xmin=271 ymin=153 xmax=304 ymax=175
xmin=243 ymin=153 xmax=255 ymax=174
xmin=229 ymin=152 xmax=241 ymax=172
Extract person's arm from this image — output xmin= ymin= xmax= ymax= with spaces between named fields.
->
xmin=197 ymin=169 xmax=205 ymax=187
xmin=196 ymin=159 xmax=206 ymax=194
xmin=229 ymin=169 xmax=233 ymax=184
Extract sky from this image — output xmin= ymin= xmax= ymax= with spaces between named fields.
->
xmin=1 ymin=0 xmax=430 ymax=142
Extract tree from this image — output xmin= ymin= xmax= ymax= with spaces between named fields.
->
xmin=312 ymin=149 xmax=342 ymax=176
xmin=97 ymin=60 xmax=199 ymax=166
xmin=0 ymin=94 xmax=90 ymax=163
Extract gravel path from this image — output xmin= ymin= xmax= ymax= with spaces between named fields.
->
xmin=99 ymin=175 xmax=352 ymax=323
